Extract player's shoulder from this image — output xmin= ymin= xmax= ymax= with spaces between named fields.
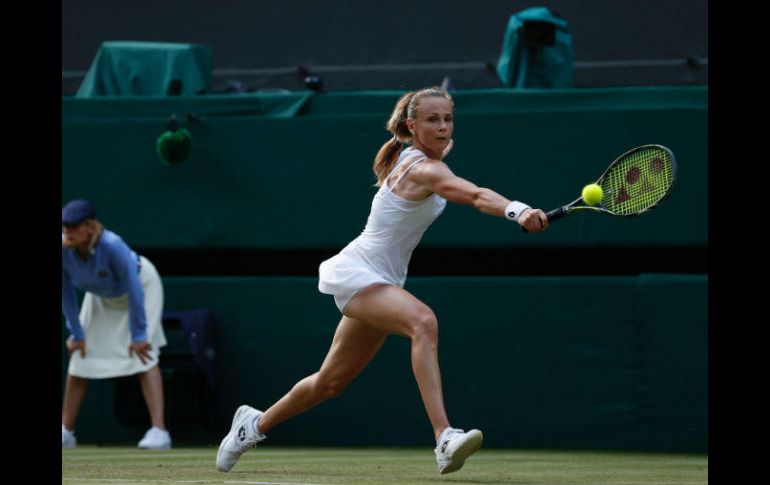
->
xmin=412 ymin=157 xmax=451 ymax=177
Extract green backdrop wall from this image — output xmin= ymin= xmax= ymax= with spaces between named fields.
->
xmin=63 ymin=274 xmax=707 ymax=452
xmin=62 ymin=87 xmax=707 ymax=249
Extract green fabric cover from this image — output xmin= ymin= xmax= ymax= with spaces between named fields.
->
xmin=76 ymin=41 xmax=212 ymax=97
xmin=496 ymin=7 xmax=573 ymax=88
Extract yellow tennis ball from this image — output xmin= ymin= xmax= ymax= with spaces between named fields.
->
xmin=582 ymin=183 xmax=603 ymax=205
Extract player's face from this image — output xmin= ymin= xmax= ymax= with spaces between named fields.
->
xmin=409 ymin=97 xmax=453 ymax=159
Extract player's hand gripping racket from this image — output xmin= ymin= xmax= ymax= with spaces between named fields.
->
xmin=522 ymin=144 xmax=677 ymax=233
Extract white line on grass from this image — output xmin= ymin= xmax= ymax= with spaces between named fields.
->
xmin=64 ymin=478 xmax=331 ymax=485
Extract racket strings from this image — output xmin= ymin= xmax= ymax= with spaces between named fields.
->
xmin=601 ymin=147 xmax=674 ymax=215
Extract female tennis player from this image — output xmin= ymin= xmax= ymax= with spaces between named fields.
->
xmin=217 ymin=86 xmax=548 ymax=474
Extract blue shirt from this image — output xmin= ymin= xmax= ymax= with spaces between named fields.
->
xmin=62 ymin=229 xmax=147 ymax=342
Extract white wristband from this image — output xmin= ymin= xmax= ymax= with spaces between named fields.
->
xmin=504 ymin=201 xmax=532 ymax=222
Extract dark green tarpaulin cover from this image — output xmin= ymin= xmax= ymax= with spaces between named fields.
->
xmin=76 ymin=41 xmax=213 ymax=97
xmin=496 ymin=7 xmax=573 ymax=88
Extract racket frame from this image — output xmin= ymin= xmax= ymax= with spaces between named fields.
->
xmin=552 ymin=144 xmax=677 ymax=220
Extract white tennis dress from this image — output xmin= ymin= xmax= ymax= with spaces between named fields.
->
xmin=319 ymin=147 xmax=446 ymax=312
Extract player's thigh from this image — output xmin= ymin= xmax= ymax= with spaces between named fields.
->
xmin=343 ymin=284 xmax=436 ymax=338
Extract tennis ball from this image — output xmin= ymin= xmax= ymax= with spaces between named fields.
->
xmin=582 ymin=183 xmax=603 ymax=205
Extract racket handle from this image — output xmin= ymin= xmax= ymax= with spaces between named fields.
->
xmin=546 ymin=206 xmax=568 ymax=222
xmin=520 ymin=206 xmax=567 ymax=233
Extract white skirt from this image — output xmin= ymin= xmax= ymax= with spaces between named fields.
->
xmin=318 ymin=247 xmax=395 ymax=313
xmin=68 ymin=256 xmax=167 ymax=379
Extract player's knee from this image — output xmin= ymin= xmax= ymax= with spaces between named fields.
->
xmin=314 ymin=376 xmax=348 ymax=400
xmin=412 ymin=310 xmax=438 ymax=343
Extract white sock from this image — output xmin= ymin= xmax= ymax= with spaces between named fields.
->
xmin=253 ymin=416 xmax=264 ymax=436
xmin=62 ymin=424 xmax=74 ymax=434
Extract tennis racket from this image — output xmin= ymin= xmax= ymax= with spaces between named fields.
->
xmin=521 ymin=144 xmax=677 ymax=232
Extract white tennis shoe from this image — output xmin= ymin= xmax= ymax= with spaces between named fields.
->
xmin=216 ymin=405 xmax=266 ymax=472
xmin=62 ymin=425 xmax=77 ymax=448
xmin=434 ymin=426 xmax=483 ymax=474
xmin=137 ymin=427 xmax=172 ymax=449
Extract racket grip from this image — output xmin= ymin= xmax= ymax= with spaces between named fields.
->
xmin=520 ymin=206 xmax=567 ymax=233
xmin=546 ymin=207 xmax=568 ymax=222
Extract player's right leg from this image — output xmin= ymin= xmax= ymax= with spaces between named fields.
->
xmin=217 ymin=315 xmax=388 ymax=472
xmin=258 ymin=315 xmax=388 ymax=433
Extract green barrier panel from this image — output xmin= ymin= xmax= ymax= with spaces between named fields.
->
xmin=64 ymin=92 xmax=313 ymax=119
xmin=63 ymin=274 xmax=706 ymax=452
xmin=62 ymin=87 xmax=707 ymax=249
xmin=64 ymin=87 xmax=705 ymax=118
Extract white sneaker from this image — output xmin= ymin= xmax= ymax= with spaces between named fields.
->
xmin=434 ymin=427 xmax=483 ymax=474
xmin=137 ymin=427 xmax=172 ymax=449
xmin=216 ymin=405 xmax=266 ymax=472
xmin=62 ymin=426 xmax=77 ymax=448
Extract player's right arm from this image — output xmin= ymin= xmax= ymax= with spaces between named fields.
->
xmin=411 ymin=159 xmax=548 ymax=232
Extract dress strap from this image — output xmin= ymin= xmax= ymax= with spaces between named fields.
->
xmin=387 ymin=153 xmax=426 ymax=190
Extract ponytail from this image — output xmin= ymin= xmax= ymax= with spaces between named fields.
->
xmin=373 ymin=137 xmax=403 ymax=186
xmin=373 ymin=91 xmax=414 ymax=186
